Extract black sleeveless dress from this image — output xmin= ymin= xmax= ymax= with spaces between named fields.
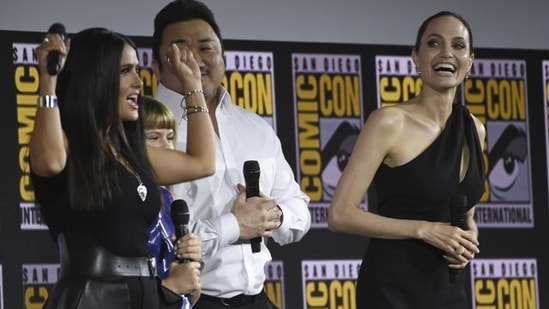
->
xmin=357 ymin=104 xmax=485 ymax=309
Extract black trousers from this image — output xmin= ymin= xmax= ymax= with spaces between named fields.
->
xmin=194 ymin=291 xmax=278 ymax=309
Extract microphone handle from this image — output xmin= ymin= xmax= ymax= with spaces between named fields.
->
xmin=247 ymin=184 xmax=262 ymax=253
xmin=46 ymin=23 xmax=66 ymax=76
xmin=175 ymin=225 xmax=190 ymax=263
xmin=250 ymin=237 xmax=262 ymax=253
xmin=47 ymin=51 xmax=62 ymax=75
xmin=246 ymin=183 xmax=260 ymax=198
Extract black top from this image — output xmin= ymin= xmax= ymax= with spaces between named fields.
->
xmin=32 ymin=161 xmax=163 ymax=308
xmin=358 ymin=104 xmax=485 ymax=309
xmin=32 ymin=163 xmax=160 ymax=257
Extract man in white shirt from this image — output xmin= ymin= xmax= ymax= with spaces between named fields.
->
xmin=151 ymin=1 xmax=311 ymax=308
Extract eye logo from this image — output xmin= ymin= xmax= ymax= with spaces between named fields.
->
xmin=321 ymin=121 xmax=360 ymax=200
xmin=487 ymin=124 xmax=527 ymax=201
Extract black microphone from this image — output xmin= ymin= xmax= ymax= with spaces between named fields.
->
xmin=449 ymin=194 xmax=468 ymax=283
xmin=243 ymin=160 xmax=261 ymax=253
xmin=46 ymin=23 xmax=66 ymax=75
xmin=170 ymin=199 xmax=190 ymax=263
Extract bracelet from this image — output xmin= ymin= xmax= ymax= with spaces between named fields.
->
xmin=183 ymin=105 xmax=209 ymax=120
xmin=38 ymin=95 xmax=59 ymax=108
xmin=183 ymin=89 xmax=204 ymax=100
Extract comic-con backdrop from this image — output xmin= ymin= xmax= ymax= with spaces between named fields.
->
xmin=1 ymin=29 xmax=548 ymax=309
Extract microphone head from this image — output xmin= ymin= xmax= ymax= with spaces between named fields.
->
xmin=243 ymin=160 xmax=260 ymax=182
xmin=48 ymin=23 xmax=66 ymax=38
xmin=171 ymin=199 xmax=190 ymax=226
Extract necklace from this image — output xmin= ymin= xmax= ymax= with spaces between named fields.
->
xmin=131 ymin=168 xmax=148 ymax=202
xmin=112 ymin=150 xmax=147 ymax=202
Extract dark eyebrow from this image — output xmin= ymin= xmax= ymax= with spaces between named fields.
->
xmin=170 ymin=38 xmax=187 ymax=45
xmin=199 ymin=38 xmax=215 ymax=44
xmin=426 ymin=33 xmax=466 ymax=41
xmin=169 ymin=38 xmax=216 ymax=45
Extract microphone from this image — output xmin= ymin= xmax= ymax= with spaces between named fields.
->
xmin=170 ymin=199 xmax=190 ymax=263
xmin=46 ymin=23 xmax=66 ymax=75
xmin=449 ymin=194 xmax=468 ymax=283
xmin=243 ymin=160 xmax=261 ymax=253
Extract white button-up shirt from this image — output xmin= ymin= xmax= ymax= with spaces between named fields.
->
xmin=155 ymin=84 xmax=311 ymax=298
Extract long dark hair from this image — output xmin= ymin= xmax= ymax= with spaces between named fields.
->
xmin=56 ymin=27 xmax=153 ymax=211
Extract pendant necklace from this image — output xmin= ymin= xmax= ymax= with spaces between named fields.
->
xmin=113 ymin=150 xmax=147 ymax=202
xmin=131 ymin=168 xmax=148 ymax=202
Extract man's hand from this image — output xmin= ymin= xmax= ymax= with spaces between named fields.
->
xmin=232 ymin=184 xmax=282 ymax=239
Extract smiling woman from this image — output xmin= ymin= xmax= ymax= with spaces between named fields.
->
xmin=29 ymin=26 xmax=214 ymax=309
xmin=328 ymin=11 xmax=486 ymax=309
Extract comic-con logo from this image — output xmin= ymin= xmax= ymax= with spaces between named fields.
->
xmin=264 ymin=260 xmax=285 ymax=308
xmin=302 ymin=260 xmax=361 ymax=309
xmin=22 ymin=264 xmax=60 ymax=309
xmin=292 ymin=53 xmax=364 ymax=228
xmin=471 ymin=259 xmax=538 ymax=309
xmin=136 ymin=48 xmax=158 ymax=96
xmin=13 ymin=42 xmax=45 ymax=230
xmin=542 ymin=60 xmax=549 ymax=215
xmin=464 ymin=59 xmax=533 ymax=228
xmin=375 ymin=55 xmax=422 ymax=108
xmin=223 ymin=51 xmax=276 ymax=128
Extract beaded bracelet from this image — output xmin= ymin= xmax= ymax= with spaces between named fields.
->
xmin=183 ymin=89 xmax=204 ymax=100
xmin=38 ymin=95 xmax=58 ymax=108
xmin=183 ymin=105 xmax=209 ymax=120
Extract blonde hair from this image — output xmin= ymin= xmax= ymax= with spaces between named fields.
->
xmin=139 ymin=95 xmax=177 ymax=142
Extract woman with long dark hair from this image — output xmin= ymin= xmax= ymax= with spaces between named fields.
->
xmin=30 ymin=27 xmax=214 ymax=308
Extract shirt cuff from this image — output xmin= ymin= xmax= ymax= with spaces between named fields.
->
xmin=214 ymin=212 xmax=240 ymax=247
xmin=275 ymin=203 xmax=291 ymax=235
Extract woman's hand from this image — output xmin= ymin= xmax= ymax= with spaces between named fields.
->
xmin=162 ymin=261 xmax=201 ymax=295
xmin=163 ymin=43 xmax=201 ymax=92
xmin=421 ymin=221 xmax=479 ymax=269
xmin=36 ymin=31 xmax=69 ymax=92
xmin=173 ymin=232 xmax=202 ymax=262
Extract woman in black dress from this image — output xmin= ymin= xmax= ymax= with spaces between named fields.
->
xmin=328 ymin=11 xmax=485 ymax=309
xmin=30 ymin=27 xmax=214 ymax=308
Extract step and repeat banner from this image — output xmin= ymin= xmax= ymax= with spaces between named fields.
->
xmin=1 ymin=30 xmax=548 ymax=309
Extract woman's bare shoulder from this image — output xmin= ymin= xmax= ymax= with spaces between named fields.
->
xmin=366 ymin=104 xmax=407 ymax=132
